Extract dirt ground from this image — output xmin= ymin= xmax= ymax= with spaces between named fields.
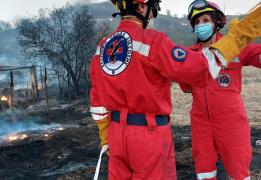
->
xmin=0 ymin=108 xmax=260 ymax=180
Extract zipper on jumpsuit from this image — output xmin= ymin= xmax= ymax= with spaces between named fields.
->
xmin=204 ymin=88 xmax=211 ymax=121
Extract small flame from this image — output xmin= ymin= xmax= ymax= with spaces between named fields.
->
xmin=44 ymin=134 xmax=49 ymax=137
xmin=8 ymin=135 xmax=18 ymax=141
xmin=21 ymin=134 xmax=28 ymax=140
xmin=58 ymin=127 xmax=64 ymax=131
xmin=1 ymin=96 xmax=8 ymax=101
xmin=7 ymin=134 xmax=28 ymax=142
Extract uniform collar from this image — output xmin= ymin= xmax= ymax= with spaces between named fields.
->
xmin=190 ymin=32 xmax=224 ymax=51
xmin=117 ymin=19 xmax=143 ymax=30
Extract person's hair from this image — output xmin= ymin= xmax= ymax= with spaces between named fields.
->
xmin=192 ymin=11 xmax=217 ymax=28
xmin=117 ymin=0 xmax=140 ymax=17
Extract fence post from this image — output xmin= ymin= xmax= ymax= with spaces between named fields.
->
xmin=44 ymin=68 xmax=49 ymax=112
xmin=9 ymin=71 xmax=14 ymax=111
xmin=30 ymin=65 xmax=39 ymax=100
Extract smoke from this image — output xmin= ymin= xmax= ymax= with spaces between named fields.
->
xmin=0 ymin=55 xmax=23 ymax=66
xmin=0 ymin=72 xmax=9 ymax=82
xmin=0 ymin=55 xmax=27 ymax=81
xmin=0 ymin=115 xmax=59 ymax=137
xmin=0 ymin=58 xmax=32 ymax=90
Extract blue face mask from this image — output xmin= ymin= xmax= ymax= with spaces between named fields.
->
xmin=194 ymin=23 xmax=214 ymax=41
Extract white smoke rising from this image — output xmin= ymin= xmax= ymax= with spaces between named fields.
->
xmin=0 ymin=115 xmax=62 ymax=144
xmin=0 ymin=116 xmax=59 ymax=136
xmin=0 ymin=55 xmax=24 ymax=66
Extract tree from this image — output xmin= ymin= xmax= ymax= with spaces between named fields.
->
xmin=0 ymin=21 xmax=11 ymax=32
xmin=18 ymin=4 xmax=100 ymax=96
xmin=166 ymin=10 xmax=172 ymax=17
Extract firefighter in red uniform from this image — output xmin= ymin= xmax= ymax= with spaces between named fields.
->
xmin=90 ymin=0 xmax=261 ymax=179
xmin=179 ymin=1 xmax=261 ymax=179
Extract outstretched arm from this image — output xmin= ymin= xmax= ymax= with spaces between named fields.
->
xmin=211 ymin=4 xmax=261 ymax=62
xmin=149 ymin=33 xmax=223 ymax=87
xmin=239 ymin=44 xmax=261 ymax=68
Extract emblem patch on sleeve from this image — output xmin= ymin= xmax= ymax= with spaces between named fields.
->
xmin=172 ymin=47 xmax=187 ymax=62
xmin=100 ymin=31 xmax=133 ymax=76
xmin=218 ymin=74 xmax=231 ymax=87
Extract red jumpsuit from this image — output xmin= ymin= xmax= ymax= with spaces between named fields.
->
xmin=180 ymin=34 xmax=261 ymax=180
xmin=90 ymin=20 xmax=221 ymax=180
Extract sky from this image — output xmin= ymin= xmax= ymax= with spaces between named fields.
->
xmin=0 ymin=0 xmax=260 ymax=22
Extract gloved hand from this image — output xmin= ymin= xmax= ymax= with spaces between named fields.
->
xmin=96 ymin=116 xmax=110 ymax=155
xmin=228 ymin=18 xmax=240 ymax=29
xmin=211 ymin=4 xmax=261 ymax=62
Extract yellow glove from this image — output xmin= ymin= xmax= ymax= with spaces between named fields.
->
xmin=211 ymin=4 xmax=261 ymax=62
xmin=96 ymin=116 xmax=110 ymax=155
xmin=229 ymin=18 xmax=240 ymax=29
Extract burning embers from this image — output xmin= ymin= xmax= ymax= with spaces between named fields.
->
xmin=0 ymin=114 xmax=80 ymax=146
xmin=0 ymin=117 xmax=69 ymax=145
xmin=0 ymin=122 xmax=70 ymax=145
xmin=58 ymin=127 xmax=65 ymax=131
xmin=0 ymin=96 xmax=10 ymax=111
xmin=4 ymin=132 xmax=50 ymax=143
xmin=1 ymin=96 xmax=8 ymax=101
xmin=8 ymin=134 xmax=28 ymax=142
xmin=1 ymin=125 xmax=67 ymax=144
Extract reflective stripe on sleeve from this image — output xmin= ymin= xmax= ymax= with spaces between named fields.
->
xmin=197 ymin=170 xmax=217 ymax=180
xmin=90 ymin=106 xmax=108 ymax=114
xmin=133 ymin=41 xmax=150 ymax=57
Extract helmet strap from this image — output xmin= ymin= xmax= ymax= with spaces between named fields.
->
xmin=135 ymin=1 xmax=155 ymax=29
xmin=144 ymin=5 xmax=152 ymax=28
xmin=132 ymin=11 xmax=149 ymax=29
xmin=112 ymin=12 xmax=122 ymax=17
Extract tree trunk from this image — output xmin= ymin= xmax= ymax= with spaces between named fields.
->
xmin=68 ymin=70 xmax=80 ymax=97
xmin=57 ymin=72 xmax=63 ymax=103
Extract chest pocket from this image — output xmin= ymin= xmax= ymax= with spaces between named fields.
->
xmin=214 ymin=61 xmax=243 ymax=92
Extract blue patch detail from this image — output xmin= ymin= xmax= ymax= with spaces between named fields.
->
xmin=218 ymin=74 xmax=231 ymax=87
xmin=172 ymin=47 xmax=187 ymax=62
xmin=100 ymin=32 xmax=132 ymax=76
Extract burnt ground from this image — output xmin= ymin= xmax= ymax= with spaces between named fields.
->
xmin=0 ymin=109 xmax=260 ymax=180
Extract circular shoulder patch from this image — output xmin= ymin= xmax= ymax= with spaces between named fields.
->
xmin=100 ymin=31 xmax=132 ymax=76
xmin=218 ymin=74 xmax=231 ymax=87
xmin=172 ymin=47 xmax=187 ymax=62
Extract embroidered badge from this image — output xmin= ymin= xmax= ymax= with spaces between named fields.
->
xmin=218 ymin=74 xmax=231 ymax=87
xmin=100 ymin=31 xmax=133 ymax=76
xmin=172 ymin=47 xmax=187 ymax=62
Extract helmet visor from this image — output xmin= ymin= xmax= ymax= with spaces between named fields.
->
xmin=188 ymin=0 xmax=208 ymax=19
